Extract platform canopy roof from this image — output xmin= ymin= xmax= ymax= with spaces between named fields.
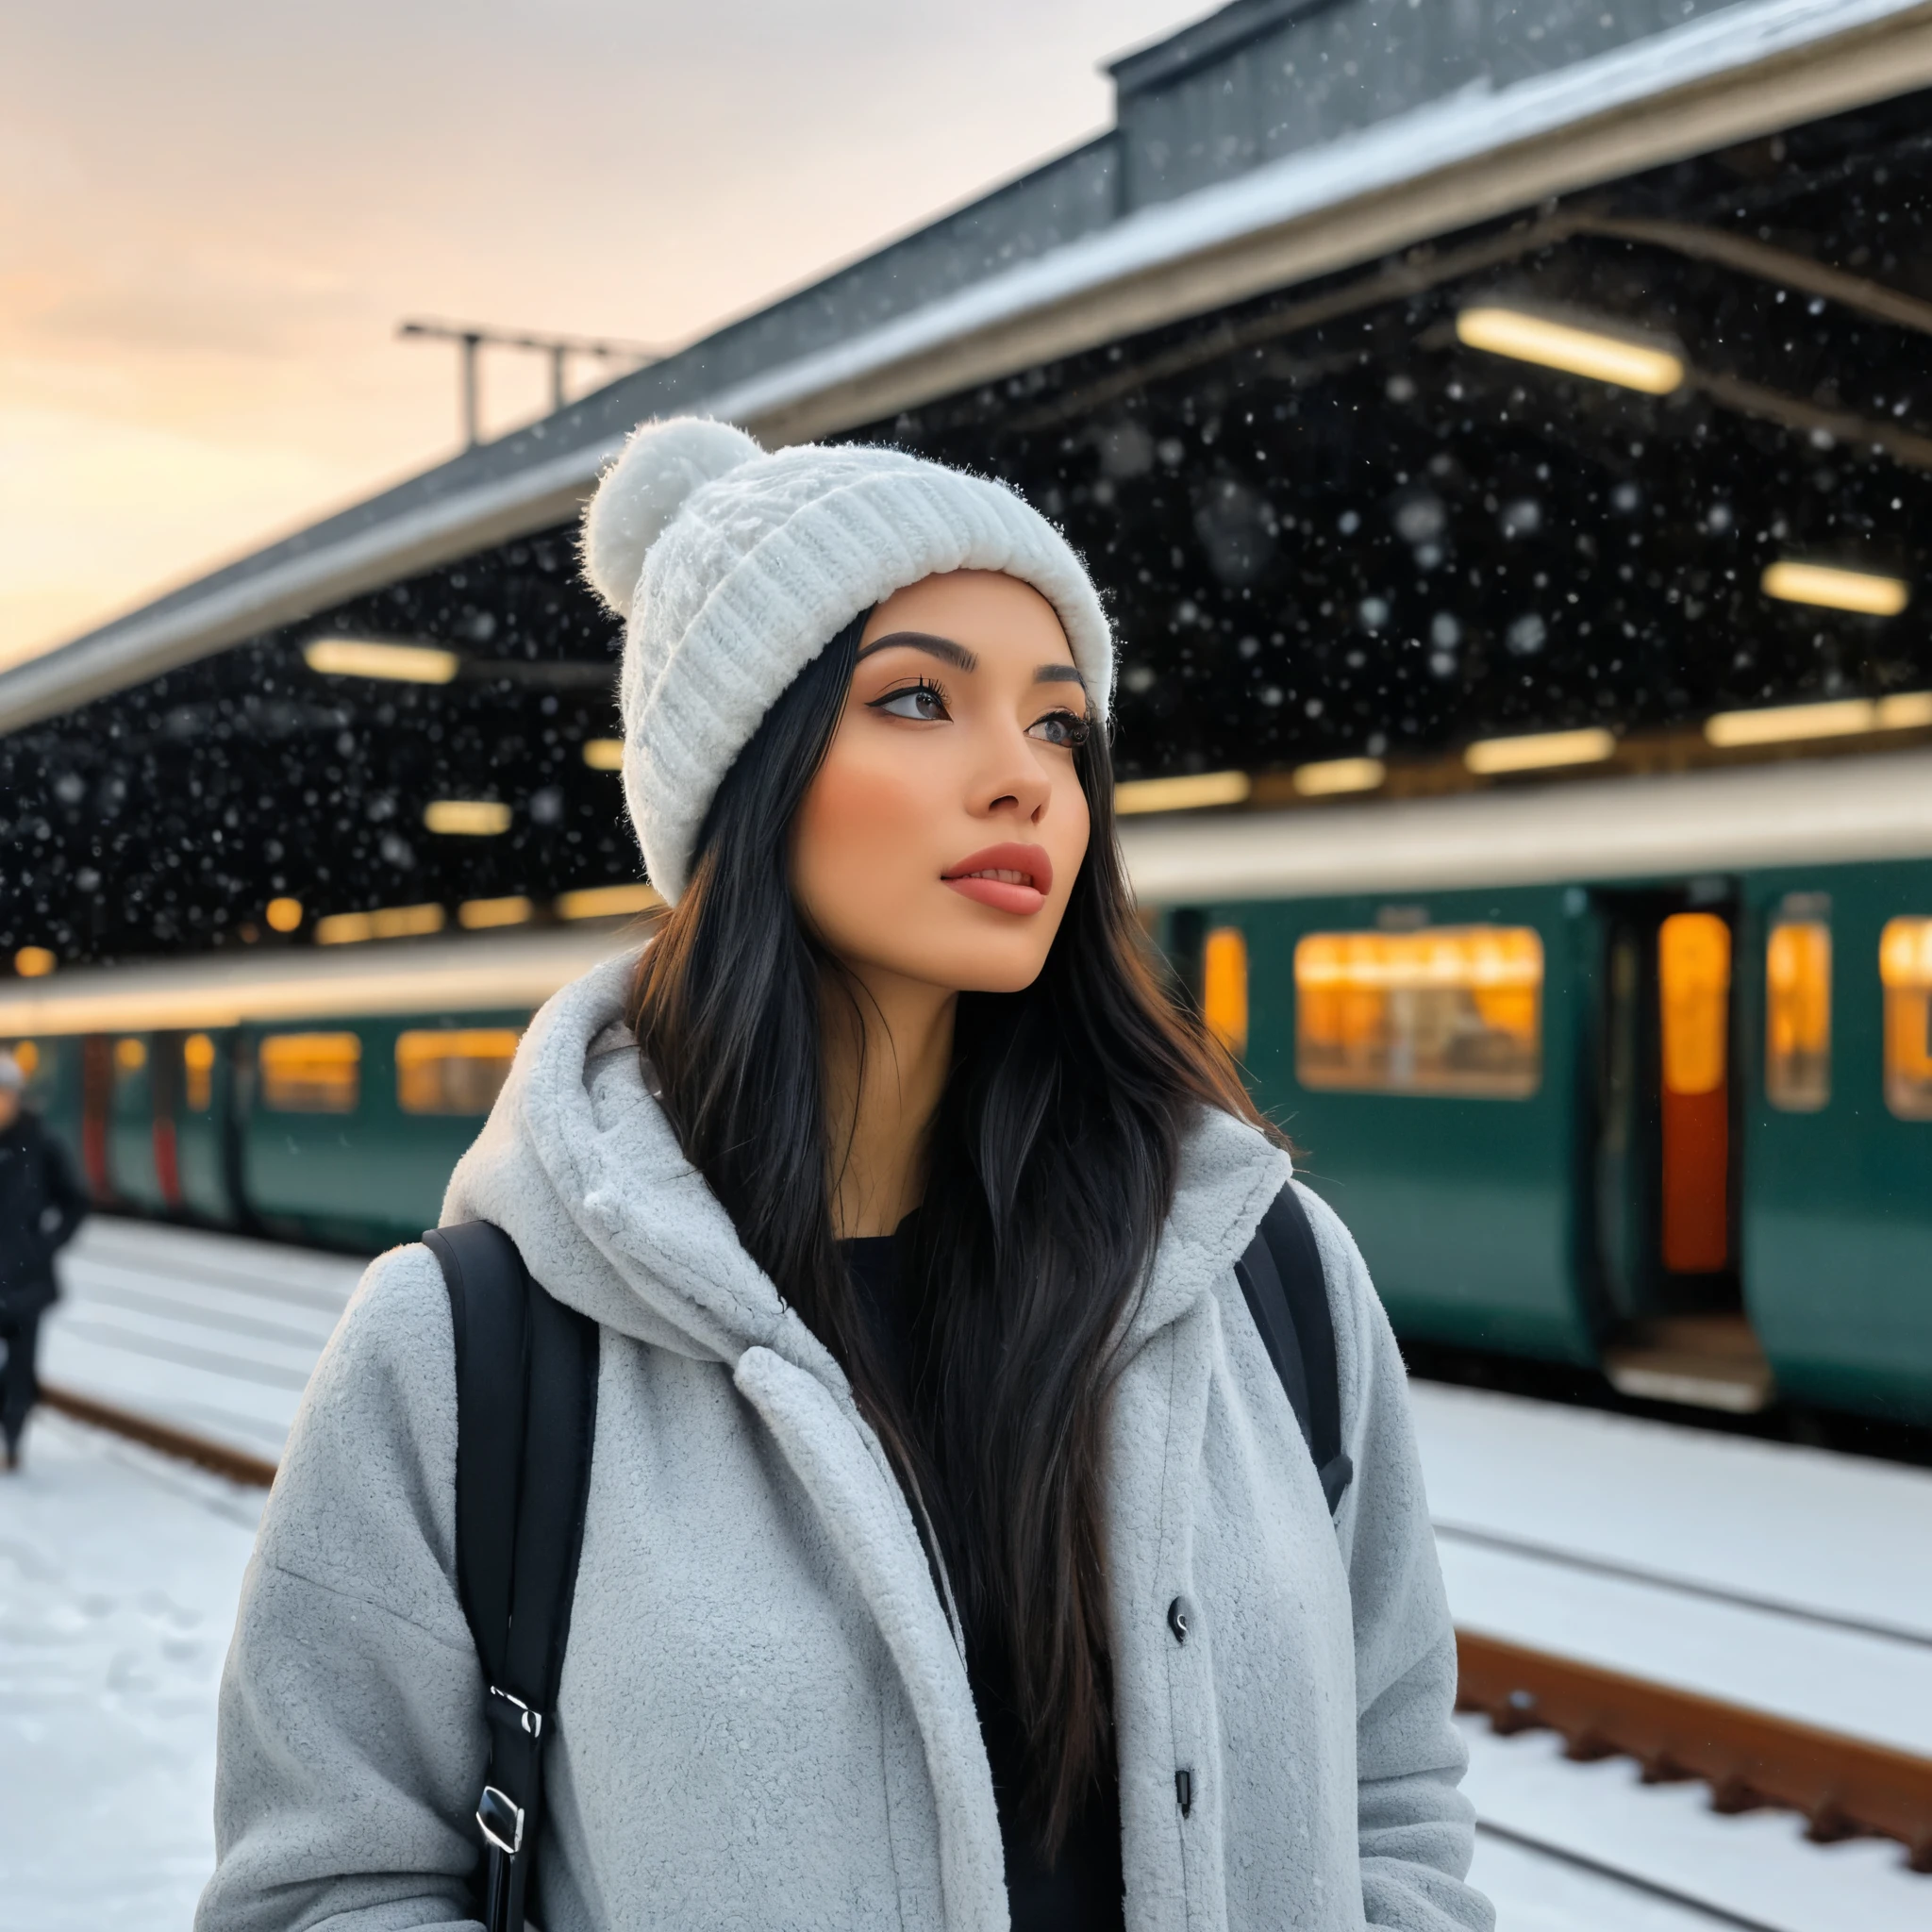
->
xmin=6 ymin=0 xmax=1931 ymax=739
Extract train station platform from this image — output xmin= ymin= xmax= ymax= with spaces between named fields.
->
xmin=13 ymin=1222 xmax=1932 ymax=1927
xmin=39 ymin=1216 xmax=364 ymax=1464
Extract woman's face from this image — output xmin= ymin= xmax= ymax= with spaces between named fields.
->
xmin=791 ymin=570 xmax=1093 ymax=997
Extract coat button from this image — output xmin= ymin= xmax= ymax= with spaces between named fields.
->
xmin=1166 ymin=1594 xmax=1193 ymax=1644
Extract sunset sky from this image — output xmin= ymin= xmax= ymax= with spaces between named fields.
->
xmin=0 ymin=0 xmax=1199 ymax=670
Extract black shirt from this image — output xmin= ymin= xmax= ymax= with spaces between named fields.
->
xmin=841 ymin=1228 xmax=1125 ymax=1932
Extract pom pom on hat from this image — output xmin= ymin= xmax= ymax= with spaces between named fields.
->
xmin=581 ymin=417 xmax=762 ymax=618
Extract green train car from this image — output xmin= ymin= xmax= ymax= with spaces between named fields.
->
xmin=0 ymin=925 xmax=631 ymax=1255
xmin=4 ymin=750 xmax=1928 ymax=1426
xmin=1131 ymin=749 xmax=1932 ymax=1426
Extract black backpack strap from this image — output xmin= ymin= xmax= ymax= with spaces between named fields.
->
xmin=1234 ymin=1184 xmax=1354 ymax=1515
xmin=424 ymin=1222 xmax=599 ymax=1932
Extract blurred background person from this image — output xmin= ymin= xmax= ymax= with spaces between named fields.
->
xmin=0 ymin=1049 xmax=88 ymax=1470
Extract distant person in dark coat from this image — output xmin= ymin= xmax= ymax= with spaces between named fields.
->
xmin=0 ymin=1051 xmax=88 ymax=1469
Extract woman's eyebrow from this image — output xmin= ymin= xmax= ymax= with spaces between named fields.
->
xmin=1034 ymin=664 xmax=1085 ymax=687
xmin=856 ymin=630 xmax=977 ymax=672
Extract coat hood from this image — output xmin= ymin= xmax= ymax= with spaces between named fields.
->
xmin=444 ymin=947 xmax=1291 ymax=1382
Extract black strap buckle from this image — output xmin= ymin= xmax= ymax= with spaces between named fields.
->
xmin=476 ymin=1785 xmax=525 ymax=1857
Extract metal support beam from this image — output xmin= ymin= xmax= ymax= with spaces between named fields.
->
xmin=400 ymin=320 xmax=659 ymax=448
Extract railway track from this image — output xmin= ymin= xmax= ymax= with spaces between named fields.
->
xmin=39 ymin=1382 xmax=279 ymax=1489
xmin=45 ymin=1374 xmax=1932 ymax=1879
xmin=1457 ymin=1630 xmax=1932 ymax=1871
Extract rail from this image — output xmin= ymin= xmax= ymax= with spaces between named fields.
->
xmin=40 ymin=1382 xmax=280 ymax=1489
xmin=1457 ymin=1630 xmax=1932 ymax=1871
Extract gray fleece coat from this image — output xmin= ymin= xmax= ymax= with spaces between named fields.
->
xmin=197 ymin=950 xmax=1489 ymax=1932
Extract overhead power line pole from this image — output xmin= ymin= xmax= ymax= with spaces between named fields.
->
xmin=399 ymin=320 xmax=661 ymax=447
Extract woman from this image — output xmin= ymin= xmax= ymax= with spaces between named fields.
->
xmin=199 ymin=420 xmax=1490 ymax=1932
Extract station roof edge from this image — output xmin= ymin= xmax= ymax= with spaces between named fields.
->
xmin=1120 ymin=745 xmax=1932 ymax=904
xmin=3 ymin=0 xmax=1928 ymax=739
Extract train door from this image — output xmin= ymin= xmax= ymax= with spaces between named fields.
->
xmin=1591 ymin=881 xmax=1772 ymax=1410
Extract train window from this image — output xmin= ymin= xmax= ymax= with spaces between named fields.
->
xmin=1293 ymin=924 xmax=1542 ymax=1098
xmin=183 ymin=1033 xmax=217 ymax=1112
xmin=1880 ymin=917 xmax=1932 ymax=1121
xmin=1659 ymin=914 xmax=1730 ymax=1097
xmin=113 ymin=1036 xmax=147 ymax=1079
xmin=1765 ymin=917 xmax=1831 ymax=1111
xmin=1202 ymin=926 xmax=1249 ymax=1057
xmin=259 ymin=1032 xmax=362 ymax=1113
xmin=395 ymin=1029 xmax=522 ymax=1115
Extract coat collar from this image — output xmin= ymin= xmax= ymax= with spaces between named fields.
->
xmin=445 ymin=946 xmax=1291 ymax=1377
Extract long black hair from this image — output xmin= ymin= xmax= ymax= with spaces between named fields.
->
xmin=629 ymin=609 xmax=1265 ymax=1851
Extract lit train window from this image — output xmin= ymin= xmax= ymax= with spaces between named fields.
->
xmin=1880 ymin=917 xmax=1932 ymax=1121
xmin=259 ymin=1033 xmax=362 ymax=1113
xmin=1293 ymin=925 xmax=1542 ymax=1098
xmin=113 ymin=1036 xmax=148 ymax=1080
xmin=183 ymin=1033 xmax=217 ymax=1112
xmin=1765 ymin=917 xmax=1830 ymax=1111
xmin=395 ymin=1029 xmax=522 ymax=1116
xmin=1202 ymin=926 xmax=1248 ymax=1057
xmin=1659 ymin=914 xmax=1730 ymax=1098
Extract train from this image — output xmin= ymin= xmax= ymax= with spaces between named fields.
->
xmin=5 ymin=743 xmax=1928 ymax=1429
xmin=0 ymin=922 xmax=637 ymax=1255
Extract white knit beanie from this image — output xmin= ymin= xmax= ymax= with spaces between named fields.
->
xmin=580 ymin=418 xmax=1115 ymax=901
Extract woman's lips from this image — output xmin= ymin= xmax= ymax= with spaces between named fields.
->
xmin=941 ymin=842 xmax=1054 ymax=915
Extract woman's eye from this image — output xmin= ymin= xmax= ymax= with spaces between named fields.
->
xmin=871 ymin=683 xmax=949 ymax=722
xmin=1028 ymin=708 xmax=1090 ymax=749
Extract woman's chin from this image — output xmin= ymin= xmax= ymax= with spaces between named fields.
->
xmin=843 ymin=933 xmax=1057 ymax=998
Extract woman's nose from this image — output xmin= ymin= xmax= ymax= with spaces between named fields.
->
xmin=974 ymin=731 xmax=1054 ymax=822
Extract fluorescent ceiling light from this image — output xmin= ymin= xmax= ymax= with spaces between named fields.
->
xmin=1707 ymin=698 xmax=1875 ymax=747
xmin=424 ymin=799 xmax=512 ymax=836
xmin=1456 ymin=307 xmax=1685 ymax=394
xmin=304 ymin=637 xmax=461 ymax=684
xmin=1114 ymin=770 xmax=1252 ymax=815
xmin=1760 ymin=561 xmax=1910 ymax=616
xmin=555 ymin=882 xmax=663 ymax=922
xmin=1878 ymin=692 xmax=1932 ymax=729
xmin=458 ymin=895 xmax=535 ymax=930
xmin=314 ymin=904 xmax=447 ymax=945
xmin=1464 ymin=727 xmax=1616 ymax=775
xmin=1707 ymin=691 xmax=1932 ymax=747
xmin=1292 ymin=757 xmax=1386 ymax=797
xmin=582 ymin=738 xmax=625 ymax=771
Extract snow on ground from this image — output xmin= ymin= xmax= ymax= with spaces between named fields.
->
xmin=1410 ymin=1379 xmax=1932 ymax=1757
xmin=0 ymin=1410 xmax=262 ymax=1931
xmin=7 ymin=1403 xmax=1922 ymax=1932
xmin=1463 ymin=1716 xmax=1932 ymax=1932
xmin=13 ymin=1230 xmax=1932 ymax=1926
xmin=41 ymin=1216 xmax=364 ymax=1461
xmin=1409 ymin=1378 xmax=1932 ymax=1641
